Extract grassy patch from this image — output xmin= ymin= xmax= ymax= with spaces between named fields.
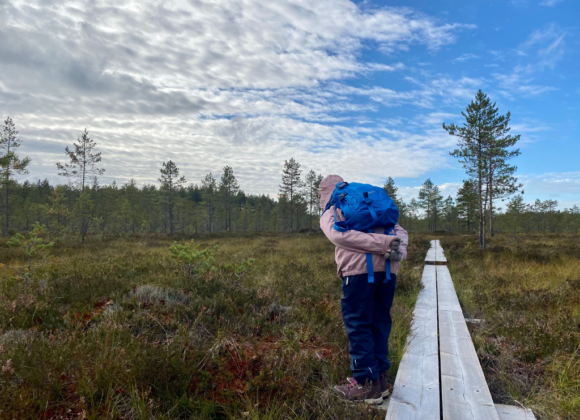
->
xmin=0 ymin=232 xmax=425 ymax=419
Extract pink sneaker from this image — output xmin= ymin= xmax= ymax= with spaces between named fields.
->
xmin=333 ymin=377 xmax=383 ymax=404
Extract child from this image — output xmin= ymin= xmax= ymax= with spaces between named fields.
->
xmin=319 ymin=174 xmax=408 ymax=405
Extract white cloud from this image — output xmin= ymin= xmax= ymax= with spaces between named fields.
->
xmin=539 ymin=0 xmax=565 ymax=6
xmin=488 ymin=24 xmax=566 ymax=99
xmin=453 ymin=53 xmax=480 ymax=62
xmin=0 ymin=0 xmax=479 ymax=196
xmin=439 ymin=182 xmax=462 ymax=197
xmin=19 ymin=115 xmax=457 ymax=196
xmin=520 ymin=172 xmax=580 ymax=195
xmin=520 ymin=23 xmax=567 ymax=70
xmin=493 ymin=73 xmax=556 ymax=97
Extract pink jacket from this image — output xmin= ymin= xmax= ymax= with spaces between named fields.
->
xmin=319 ymin=175 xmax=408 ymax=278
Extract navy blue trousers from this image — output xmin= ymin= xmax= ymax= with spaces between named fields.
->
xmin=341 ymin=272 xmax=396 ymax=383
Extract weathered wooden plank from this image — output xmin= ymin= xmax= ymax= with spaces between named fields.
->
xmin=425 ymin=239 xmax=447 ymax=264
xmin=386 ymin=263 xmax=440 ymax=420
xmin=425 ymin=247 xmax=438 ymax=263
xmin=495 ymin=404 xmax=537 ymax=420
xmin=435 ymin=247 xmax=447 ymax=263
xmin=437 ymin=265 xmax=499 ymax=420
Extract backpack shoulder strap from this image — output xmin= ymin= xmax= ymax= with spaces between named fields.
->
xmin=332 ymin=202 xmax=349 ymax=232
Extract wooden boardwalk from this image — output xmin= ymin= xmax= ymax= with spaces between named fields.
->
xmin=383 ymin=240 xmax=536 ymax=420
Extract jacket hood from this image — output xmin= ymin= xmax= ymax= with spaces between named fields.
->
xmin=319 ymin=174 xmax=344 ymax=210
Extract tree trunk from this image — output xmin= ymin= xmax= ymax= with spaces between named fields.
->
xmin=169 ymin=198 xmax=174 ymax=237
xmin=478 ymin=139 xmax=485 ymax=249
xmin=289 ymin=188 xmax=294 ymax=232
xmin=5 ymin=183 xmax=9 ymax=237
xmin=489 ymin=193 xmax=494 ymax=237
xmin=434 ymin=210 xmax=437 ymax=231
xmin=478 ymin=178 xmax=485 ymax=249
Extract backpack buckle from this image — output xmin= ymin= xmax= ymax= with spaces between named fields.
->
xmin=339 ymin=193 xmax=346 ymax=200
xmin=338 ymin=182 xmax=349 ymax=189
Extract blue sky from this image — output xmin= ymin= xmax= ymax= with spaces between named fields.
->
xmin=1 ymin=0 xmax=578 ymax=209
xmin=348 ymin=0 xmax=579 ymax=209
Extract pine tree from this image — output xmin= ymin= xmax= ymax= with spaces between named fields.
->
xmin=407 ymin=198 xmax=419 ymax=232
xmin=418 ymin=179 xmax=443 ymax=231
xmin=442 ymin=196 xmax=457 ymax=231
xmin=0 ymin=117 xmax=31 ymax=236
xmin=304 ymin=170 xmax=318 ymax=232
xmin=159 ymin=161 xmax=186 ymax=237
xmin=444 ymin=90 xmax=498 ymax=249
xmin=506 ymin=194 xmax=526 ymax=233
xmin=219 ymin=166 xmax=240 ymax=232
xmin=56 ymin=129 xmax=105 ymax=192
xmin=72 ymin=192 xmax=95 ymax=245
xmin=456 ymin=180 xmax=478 ymax=231
xmin=383 ymin=177 xmax=402 ymax=208
xmin=279 ymin=158 xmax=303 ymax=232
xmin=314 ymin=174 xmax=324 ymax=216
xmin=486 ymin=108 xmax=522 ymax=237
xmin=47 ymin=186 xmax=70 ymax=238
xmin=201 ymin=173 xmax=217 ymax=233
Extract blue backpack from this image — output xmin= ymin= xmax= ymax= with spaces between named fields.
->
xmin=323 ymin=181 xmax=399 ymax=283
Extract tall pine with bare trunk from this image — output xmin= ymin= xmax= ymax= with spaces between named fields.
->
xmin=0 ymin=117 xmax=30 ymax=236
xmin=279 ymin=158 xmax=303 ymax=232
xmin=56 ymin=129 xmax=105 ymax=192
xmin=444 ymin=90 xmax=495 ymax=249
xmin=159 ymin=161 xmax=186 ymax=237
xmin=219 ymin=166 xmax=240 ymax=232
xmin=201 ymin=172 xmax=217 ymax=233
xmin=418 ymin=178 xmax=443 ymax=231
xmin=304 ymin=170 xmax=319 ymax=232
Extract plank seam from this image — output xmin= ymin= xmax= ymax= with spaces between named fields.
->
xmin=436 ymin=246 xmax=443 ymax=420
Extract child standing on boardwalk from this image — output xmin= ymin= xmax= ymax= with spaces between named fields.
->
xmin=319 ymin=174 xmax=408 ymax=405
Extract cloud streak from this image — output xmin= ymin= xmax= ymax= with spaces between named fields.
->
xmin=0 ymin=0 xmax=479 ymax=195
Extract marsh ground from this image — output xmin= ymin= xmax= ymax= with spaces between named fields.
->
xmin=0 ymin=233 xmax=426 ymax=419
xmin=1 ymin=232 xmax=578 ymax=419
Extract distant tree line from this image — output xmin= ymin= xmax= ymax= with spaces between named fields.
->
xmin=0 ymin=117 xmax=331 ymax=240
xmin=1 ymin=109 xmax=579 ymax=243
xmin=400 ymin=178 xmax=580 ymax=235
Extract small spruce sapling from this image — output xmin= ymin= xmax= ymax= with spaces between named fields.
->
xmin=231 ymin=258 xmax=255 ymax=292
xmin=6 ymin=222 xmax=54 ymax=293
xmin=170 ymin=240 xmax=216 ymax=281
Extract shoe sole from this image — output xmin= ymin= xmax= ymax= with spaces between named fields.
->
xmin=364 ymin=396 xmax=384 ymax=405
xmin=341 ymin=395 xmax=384 ymax=405
xmin=381 ymin=390 xmax=390 ymax=398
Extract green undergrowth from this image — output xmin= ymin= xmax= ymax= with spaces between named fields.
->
xmin=441 ymin=233 xmax=580 ymax=420
xmin=0 ymin=232 xmax=426 ymax=419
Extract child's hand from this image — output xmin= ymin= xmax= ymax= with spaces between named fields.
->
xmin=384 ymin=238 xmax=403 ymax=261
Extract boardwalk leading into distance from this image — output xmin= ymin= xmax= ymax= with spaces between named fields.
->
xmin=383 ymin=240 xmax=536 ymax=420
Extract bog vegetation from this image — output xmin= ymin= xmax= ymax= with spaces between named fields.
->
xmin=0 ymin=233 xmax=426 ymax=419
xmin=1 ymin=232 xmax=579 ymax=419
